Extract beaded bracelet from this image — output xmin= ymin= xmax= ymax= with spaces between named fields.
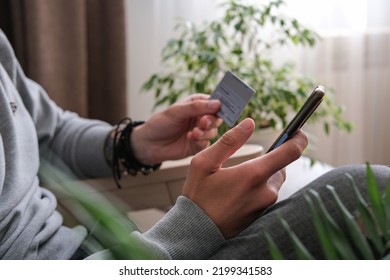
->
xmin=109 ymin=118 xmax=161 ymax=189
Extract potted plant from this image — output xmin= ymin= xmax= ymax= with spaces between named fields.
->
xmin=267 ymin=163 xmax=390 ymax=260
xmin=142 ymin=0 xmax=352 ymax=141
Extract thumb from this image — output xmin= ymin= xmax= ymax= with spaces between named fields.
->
xmin=194 ymin=118 xmax=255 ymax=172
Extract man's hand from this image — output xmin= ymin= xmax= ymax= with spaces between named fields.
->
xmin=131 ymin=94 xmax=222 ymax=165
xmin=182 ymin=118 xmax=308 ymax=239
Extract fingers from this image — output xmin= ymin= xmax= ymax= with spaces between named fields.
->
xmin=251 ymin=130 xmax=308 ymax=178
xmin=198 ymin=114 xmax=224 ymax=130
xmin=188 ymin=114 xmax=223 ymax=139
xmin=174 ymin=98 xmax=221 ymax=120
xmin=176 ymin=94 xmax=223 ymax=141
xmin=180 ymin=93 xmax=210 ymax=102
xmin=192 ymin=118 xmax=255 ymax=172
xmin=266 ymin=168 xmax=287 ymax=194
xmin=188 ymin=127 xmax=218 ymax=141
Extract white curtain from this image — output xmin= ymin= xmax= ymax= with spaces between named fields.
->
xmin=126 ymin=0 xmax=390 ymax=166
xmin=287 ymin=0 xmax=390 ymax=166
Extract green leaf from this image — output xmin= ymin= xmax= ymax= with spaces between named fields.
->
xmin=384 ymin=178 xmax=390 ymax=234
xmin=347 ymin=173 xmax=384 ymax=255
xmin=232 ymin=46 xmax=243 ymax=56
xmin=366 ymin=163 xmax=387 ymax=238
xmin=195 ymin=82 xmax=205 ymax=93
xmin=308 ymin=190 xmax=357 ymax=259
xmin=291 ymin=35 xmax=299 ymax=45
xmin=292 ymin=19 xmax=299 ymax=29
xmin=324 ymin=122 xmax=330 ymax=135
xmin=264 ymin=232 xmax=285 ymax=260
xmin=305 ymin=194 xmax=338 ymax=259
xmin=278 ymin=216 xmax=314 ymax=260
xmin=327 ymin=185 xmax=375 ymax=259
xmin=39 ymin=160 xmax=156 ymax=260
xmin=141 ymin=74 xmax=158 ymax=91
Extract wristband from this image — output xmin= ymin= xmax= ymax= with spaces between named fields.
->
xmin=111 ymin=118 xmax=161 ymax=189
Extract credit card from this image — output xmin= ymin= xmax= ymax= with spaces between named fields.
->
xmin=210 ymin=71 xmax=255 ymax=127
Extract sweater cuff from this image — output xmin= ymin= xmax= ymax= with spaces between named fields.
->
xmin=144 ymin=196 xmax=226 ymax=259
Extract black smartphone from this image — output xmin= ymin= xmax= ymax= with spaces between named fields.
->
xmin=266 ymin=86 xmax=325 ymax=153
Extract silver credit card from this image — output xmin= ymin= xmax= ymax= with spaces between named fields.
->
xmin=210 ymin=71 xmax=255 ymax=127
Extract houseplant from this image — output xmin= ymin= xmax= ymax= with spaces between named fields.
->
xmin=142 ymin=0 xmax=352 ymax=137
xmin=266 ymin=163 xmax=390 ymax=260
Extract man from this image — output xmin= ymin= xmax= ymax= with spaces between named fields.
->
xmin=0 ymin=29 xmax=307 ymax=259
xmin=4 ymin=28 xmax=388 ymax=260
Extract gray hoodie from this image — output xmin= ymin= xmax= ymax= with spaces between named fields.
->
xmin=0 ymin=30 xmax=225 ymax=259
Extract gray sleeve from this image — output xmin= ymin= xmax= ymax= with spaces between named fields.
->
xmin=18 ymin=74 xmax=113 ymax=178
xmin=1 ymin=28 xmax=113 ymax=178
xmin=143 ymin=196 xmax=226 ymax=259
xmin=86 ymin=196 xmax=226 ymax=260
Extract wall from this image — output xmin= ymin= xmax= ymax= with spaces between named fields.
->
xmin=125 ymin=0 xmax=219 ymax=120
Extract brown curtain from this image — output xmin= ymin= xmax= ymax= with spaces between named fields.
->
xmin=0 ymin=0 xmax=128 ymax=124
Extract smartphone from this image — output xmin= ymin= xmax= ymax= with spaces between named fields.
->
xmin=266 ymin=85 xmax=325 ymax=153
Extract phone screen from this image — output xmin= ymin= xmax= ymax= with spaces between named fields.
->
xmin=266 ymin=86 xmax=325 ymax=153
